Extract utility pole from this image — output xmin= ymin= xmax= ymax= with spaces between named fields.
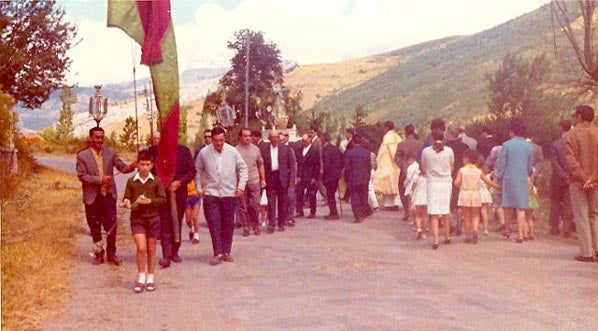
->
xmin=244 ymin=31 xmax=250 ymax=128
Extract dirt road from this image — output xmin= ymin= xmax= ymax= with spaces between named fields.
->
xmin=39 ymin=156 xmax=598 ymax=330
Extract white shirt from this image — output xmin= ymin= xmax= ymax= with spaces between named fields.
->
xmin=270 ymin=144 xmax=279 ymax=171
xmin=302 ymin=144 xmax=311 ymax=157
xmin=133 ymin=172 xmax=155 ymax=185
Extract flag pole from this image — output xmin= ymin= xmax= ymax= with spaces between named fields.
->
xmin=131 ymin=38 xmax=140 ymax=154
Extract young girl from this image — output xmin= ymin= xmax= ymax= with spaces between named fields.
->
xmin=454 ymin=149 xmax=499 ymax=244
xmin=421 ymin=130 xmax=454 ymax=250
xmin=476 ymin=156 xmax=493 ymax=236
xmin=405 ymin=154 xmax=427 ymax=239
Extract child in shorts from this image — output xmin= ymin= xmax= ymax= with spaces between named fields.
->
xmin=185 ymin=181 xmax=201 ymax=244
xmin=123 ymin=150 xmax=166 ymax=293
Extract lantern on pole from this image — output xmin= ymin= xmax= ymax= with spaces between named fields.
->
xmin=88 ymin=85 xmax=108 ymax=127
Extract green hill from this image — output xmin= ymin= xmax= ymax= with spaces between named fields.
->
xmin=314 ymin=4 xmax=559 ymax=127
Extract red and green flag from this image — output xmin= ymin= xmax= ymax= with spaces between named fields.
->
xmin=107 ymin=0 xmax=179 ymax=186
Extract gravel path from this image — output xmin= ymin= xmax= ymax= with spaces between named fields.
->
xmin=38 ymin=156 xmax=598 ymax=330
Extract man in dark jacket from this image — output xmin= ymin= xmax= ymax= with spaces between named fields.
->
xmin=394 ymin=124 xmax=423 ymax=220
xmin=296 ymin=134 xmax=320 ymax=218
xmin=321 ymin=133 xmax=343 ymax=220
xmin=146 ymin=132 xmax=196 ymax=268
xmin=344 ymin=134 xmax=371 ymax=223
xmin=549 ymin=120 xmax=573 ymax=236
xmin=260 ymin=130 xmax=297 ymax=233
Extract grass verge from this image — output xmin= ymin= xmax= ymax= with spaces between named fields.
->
xmin=1 ymin=166 xmax=83 ymax=331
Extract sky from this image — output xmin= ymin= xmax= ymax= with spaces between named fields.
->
xmin=60 ymin=0 xmax=544 ymax=86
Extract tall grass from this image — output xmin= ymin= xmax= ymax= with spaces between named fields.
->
xmin=1 ymin=166 xmax=82 ymax=331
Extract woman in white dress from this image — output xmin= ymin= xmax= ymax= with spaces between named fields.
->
xmin=421 ymin=130 xmax=454 ymax=249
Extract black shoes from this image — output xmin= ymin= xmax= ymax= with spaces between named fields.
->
xmin=107 ymin=255 xmax=122 ymax=266
xmin=209 ymin=255 xmax=223 ymax=266
xmin=171 ymin=255 xmax=182 ymax=263
xmin=278 ymin=226 xmax=285 ymax=232
xmin=159 ymin=258 xmax=171 ymax=268
xmin=222 ymin=253 xmax=234 ymax=262
xmin=307 ymin=214 xmax=316 ymax=219
xmin=354 ymin=218 xmax=364 ymax=223
xmin=324 ymin=215 xmax=339 ymax=220
xmin=266 ymin=227 xmax=275 ymax=234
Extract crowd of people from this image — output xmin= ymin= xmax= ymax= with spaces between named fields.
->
xmin=76 ymin=105 xmax=598 ymax=293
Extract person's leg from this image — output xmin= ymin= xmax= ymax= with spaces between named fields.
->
xmin=192 ymin=203 xmax=200 ymax=240
xmin=526 ymin=209 xmax=535 ymax=239
xmin=158 ymin=206 xmax=173 ymax=260
xmin=147 ymin=237 xmax=157 ymax=275
xmin=267 ymin=187 xmax=278 ymax=230
xmin=296 ymin=182 xmax=306 ymax=216
xmin=221 ymin=197 xmax=237 ymax=256
xmin=548 ymin=181 xmax=561 ymax=234
xmin=462 ymin=207 xmax=472 ymax=241
xmin=133 ymin=233 xmax=147 ymax=274
xmin=287 ymin=184 xmax=296 ymax=222
xmin=171 ymin=191 xmax=187 ymax=258
xmin=399 ymin=173 xmax=409 ymax=219
xmin=516 ymin=208 xmax=526 ymax=241
xmin=84 ymin=200 xmax=104 ymax=261
xmin=443 ymin=214 xmax=451 ymax=242
xmin=246 ymin=183 xmax=261 ymax=232
xmin=325 ymin=180 xmax=339 ymax=216
xmin=431 ymin=215 xmax=439 ymax=247
xmin=307 ymin=182 xmax=317 ymax=216
xmin=480 ymin=203 xmax=489 ymax=235
xmin=102 ymin=196 xmax=118 ymax=259
xmin=472 ymin=206 xmax=480 ymax=232
xmin=349 ymin=185 xmax=362 ymax=220
xmin=236 ymin=193 xmax=250 ymax=235
xmin=277 ymin=186 xmax=288 ymax=228
xmin=203 ymin=195 xmax=224 ymax=257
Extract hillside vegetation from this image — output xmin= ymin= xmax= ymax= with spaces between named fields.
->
xmin=313 ymin=4 xmax=560 ymax=127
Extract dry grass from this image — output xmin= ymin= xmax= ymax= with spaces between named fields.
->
xmin=1 ymin=167 xmax=83 ymax=331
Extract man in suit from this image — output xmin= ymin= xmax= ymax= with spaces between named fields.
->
xmin=280 ymin=129 xmax=299 ymax=227
xmin=549 ymin=120 xmax=573 ymax=236
xmin=446 ymin=125 xmax=470 ymax=235
xmin=321 ymin=132 xmax=343 ymax=220
xmin=261 ymin=130 xmax=297 ymax=233
xmin=308 ymin=124 xmax=327 ymax=202
xmin=296 ymin=134 xmax=321 ymax=219
xmin=252 ymin=130 xmax=268 ymax=150
xmin=146 ymin=132 xmax=196 ymax=268
xmin=344 ymin=134 xmax=372 ymax=223
xmin=394 ymin=124 xmax=423 ymax=221
xmin=77 ymin=127 xmax=136 ymax=265
xmin=477 ymin=126 xmax=497 ymax=160
xmin=565 ymin=105 xmax=598 ymax=262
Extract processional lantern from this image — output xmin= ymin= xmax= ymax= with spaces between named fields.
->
xmin=89 ymin=85 xmax=108 ymax=127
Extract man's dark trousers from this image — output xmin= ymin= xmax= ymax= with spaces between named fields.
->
xmin=350 ymin=184 xmax=368 ymax=219
xmin=84 ymin=194 xmax=117 ymax=257
xmin=267 ymin=171 xmax=287 ymax=228
xmin=324 ymin=179 xmax=339 ymax=216
xmin=159 ymin=190 xmax=186 ymax=259
xmin=204 ymin=195 xmax=236 ymax=256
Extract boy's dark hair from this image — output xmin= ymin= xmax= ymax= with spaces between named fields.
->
xmin=309 ymin=124 xmax=319 ymax=133
xmin=430 ymin=118 xmax=445 ymax=131
xmin=510 ymin=119 xmax=527 ymax=137
xmin=559 ymin=120 xmax=572 ymax=132
xmin=463 ymin=149 xmax=479 ymax=163
xmin=321 ymin=132 xmax=331 ymax=143
xmin=574 ymin=104 xmax=595 ymax=122
xmin=212 ymin=126 xmax=226 ymax=136
xmin=384 ymin=121 xmax=395 ymax=130
xmin=404 ymin=124 xmax=415 ymax=136
xmin=89 ymin=126 xmax=105 ymax=136
xmin=352 ymin=133 xmax=362 ymax=144
xmin=238 ymin=128 xmax=251 ymax=137
xmin=345 ymin=127 xmax=355 ymax=135
xmin=251 ymin=130 xmax=262 ymax=138
xmin=138 ymin=150 xmax=153 ymax=162
xmin=482 ymin=126 xmax=493 ymax=135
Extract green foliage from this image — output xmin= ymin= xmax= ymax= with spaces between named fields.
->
xmin=118 ymin=116 xmax=137 ymax=151
xmin=486 ymin=52 xmax=551 ymax=118
xmin=40 ymin=126 xmax=57 ymax=142
xmin=0 ymin=91 xmax=16 ymax=147
xmin=219 ymin=29 xmax=283 ymax=125
xmin=0 ymin=0 xmax=77 ymax=109
xmin=350 ymin=105 xmax=368 ymax=130
xmin=55 ymin=85 xmax=76 ymax=142
xmin=313 ymin=4 xmax=558 ymax=127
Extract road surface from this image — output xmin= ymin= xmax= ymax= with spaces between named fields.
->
xmin=38 ymin=155 xmax=598 ymax=330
